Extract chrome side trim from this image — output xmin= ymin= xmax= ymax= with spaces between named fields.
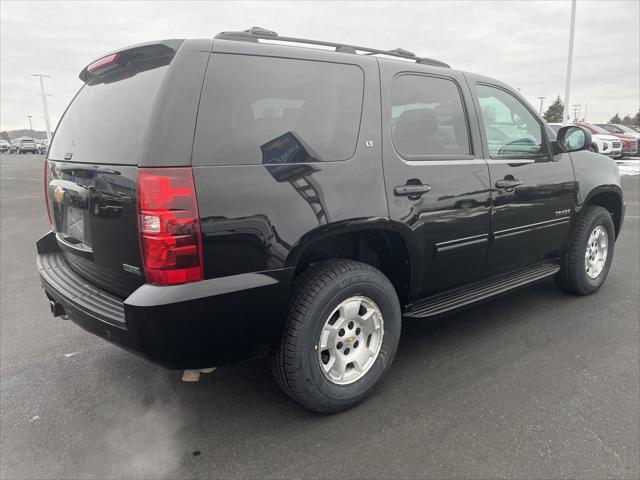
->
xmin=485 ymin=158 xmax=537 ymax=164
xmin=435 ymin=233 xmax=489 ymax=252
xmin=404 ymin=159 xmax=487 ymax=166
xmin=433 ymin=217 xmax=571 ymax=254
xmin=494 ymin=217 xmax=571 ymax=239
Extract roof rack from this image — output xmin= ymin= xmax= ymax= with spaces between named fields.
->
xmin=215 ymin=27 xmax=451 ymax=68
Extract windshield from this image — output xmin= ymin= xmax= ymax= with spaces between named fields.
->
xmin=587 ymin=124 xmax=612 ymax=135
xmin=616 ymin=124 xmax=636 ymax=133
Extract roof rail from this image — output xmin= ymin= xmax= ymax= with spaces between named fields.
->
xmin=215 ymin=27 xmax=451 ymax=68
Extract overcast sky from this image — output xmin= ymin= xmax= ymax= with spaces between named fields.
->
xmin=1 ymin=0 xmax=638 ymax=132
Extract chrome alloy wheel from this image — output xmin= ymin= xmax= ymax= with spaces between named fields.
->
xmin=585 ymin=225 xmax=608 ymax=279
xmin=317 ymin=296 xmax=384 ymax=385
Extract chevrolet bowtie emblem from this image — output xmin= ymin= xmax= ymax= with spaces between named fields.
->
xmin=345 ymin=336 xmax=356 ymax=343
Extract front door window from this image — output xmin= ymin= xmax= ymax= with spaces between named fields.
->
xmin=476 ymin=85 xmax=545 ymax=159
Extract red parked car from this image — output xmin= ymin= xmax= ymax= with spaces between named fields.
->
xmin=576 ymin=123 xmax=637 ymax=157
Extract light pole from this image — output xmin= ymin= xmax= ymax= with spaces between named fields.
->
xmin=572 ymin=104 xmax=580 ymax=123
xmin=27 ymin=115 xmax=34 ymax=139
xmin=562 ymin=0 xmax=577 ymax=124
xmin=538 ymin=96 xmax=546 ymax=116
xmin=583 ymin=102 xmax=588 ymax=122
xmin=32 ymin=74 xmax=52 ymax=144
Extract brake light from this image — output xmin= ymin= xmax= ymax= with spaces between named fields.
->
xmin=136 ymin=167 xmax=203 ymax=285
xmin=87 ymin=53 xmax=119 ymax=73
xmin=44 ymin=160 xmax=52 ymax=226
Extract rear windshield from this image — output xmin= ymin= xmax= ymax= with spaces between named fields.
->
xmin=48 ymin=64 xmax=169 ymax=164
xmin=193 ymin=54 xmax=364 ymax=166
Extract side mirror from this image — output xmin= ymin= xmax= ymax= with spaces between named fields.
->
xmin=555 ymin=125 xmax=592 ymax=153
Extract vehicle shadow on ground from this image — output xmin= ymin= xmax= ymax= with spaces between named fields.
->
xmin=56 ymin=278 xmax=614 ymax=478
xmin=94 ymin=278 xmax=566 ymax=420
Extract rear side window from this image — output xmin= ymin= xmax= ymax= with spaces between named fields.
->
xmin=49 ymin=63 xmax=171 ymax=165
xmin=391 ymin=74 xmax=471 ymax=158
xmin=193 ymin=54 xmax=364 ymax=166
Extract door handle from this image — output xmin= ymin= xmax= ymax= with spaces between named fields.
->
xmin=495 ymin=179 xmax=522 ymax=190
xmin=393 ymin=183 xmax=431 ymax=199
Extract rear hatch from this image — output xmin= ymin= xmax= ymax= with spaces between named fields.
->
xmin=45 ymin=41 xmax=182 ymax=297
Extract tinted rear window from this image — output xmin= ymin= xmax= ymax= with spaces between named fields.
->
xmin=193 ymin=54 xmax=364 ymax=166
xmin=48 ymin=64 xmax=169 ymax=164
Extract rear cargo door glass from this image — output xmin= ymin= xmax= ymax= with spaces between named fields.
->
xmin=48 ymin=64 xmax=170 ymax=165
xmin=193 ymin=54 xmax=364 ymax=166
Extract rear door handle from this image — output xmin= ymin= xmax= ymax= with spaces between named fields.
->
xmin=393 ymin=184 xmax=431 ymax=199
xmin=495 ymin=179 xmax=522 ymax=189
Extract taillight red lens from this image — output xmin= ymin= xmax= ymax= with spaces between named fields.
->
xmin=44 ymin=159 xmax=52 ymax=226
xmin=87 ymin=53 xmax=120 ymax=73
xmin=136 ymin=167 xmax=203 ymax=285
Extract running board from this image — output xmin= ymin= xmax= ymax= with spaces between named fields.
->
xmin=404 ymin=263 xmax=560 ymax=319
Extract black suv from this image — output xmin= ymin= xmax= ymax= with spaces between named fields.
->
xmin=37 ymin=28 xmax=624 ymax=413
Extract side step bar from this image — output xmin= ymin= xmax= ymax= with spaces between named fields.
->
xmin=404 ymin=263 xmax=560 ymax=319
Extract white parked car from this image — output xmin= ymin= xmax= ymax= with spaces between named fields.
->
xmin=596 ymin=124 xmax=640 ymax=156
xmin=548 ymin=123 xmax=622 ymax=158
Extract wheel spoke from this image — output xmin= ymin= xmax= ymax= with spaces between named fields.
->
xmin=319 ymin=329 xmax=332 ymax=350
xmin=351 ymin=348 xmax=372 ymax=373
xmin=329 ymin=355 xmax=348 ymax=380
xmin=341 ymin=298 xmax=361 ymax=320
xmin=359 ymin=309 xmax=379 ymax=334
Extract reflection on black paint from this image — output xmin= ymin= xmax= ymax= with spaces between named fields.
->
xmin=45 ymin=161 xmax=142 ymax=297
xmin=261 ymin=131 xmax=329 ymax=225
xmin=200 ymin=214 xmax=291 ymax=273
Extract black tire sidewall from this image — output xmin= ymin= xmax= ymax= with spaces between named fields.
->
xmin=295 ymin=267 xmax=401 ymax=411
xmin=578 ymin=209 xmax=615 ymax=292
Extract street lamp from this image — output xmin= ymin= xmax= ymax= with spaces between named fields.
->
xmin=562 ymin=0 xmax=577 ymax=124
xmin=572 ymin=104 xmax=580 ymax=123
xmin=32 ymin=74 xmax=52 ymax=144
xmin=538 ymin=96 xmax=546 ymax=116
xmin=27 ymin=115 xmax=34 ymax=139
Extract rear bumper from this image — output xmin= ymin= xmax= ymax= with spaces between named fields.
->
xmin=36 ymin=231 xmax=293 ymax=369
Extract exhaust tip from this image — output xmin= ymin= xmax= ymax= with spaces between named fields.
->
xmin=49 ymin=300 xmax=66 ymax=318
xmin=181 ymin=368 xmax=216 ymax=382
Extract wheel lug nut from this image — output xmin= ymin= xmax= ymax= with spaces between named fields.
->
xmin=344 ymin=348 xmax=350 ymax=355
xmin=338 ymin=328 xmax=345 ymax=337
xmin=337 ymin=342 xmax=343 ymax=349
xmin=348 ymin=321 xmax=354 ymax=329
xmin=356 ymin=327 xmax=361 ymax=335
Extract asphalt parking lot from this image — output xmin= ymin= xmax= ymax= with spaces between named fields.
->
xmin=1 ymin=153 xmax=638 ymax=479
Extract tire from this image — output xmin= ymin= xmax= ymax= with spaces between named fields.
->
xmin=270 ymin=259 xmax=401 ymax=413
xmin=555 ymin=206 xmax=615 ymax=295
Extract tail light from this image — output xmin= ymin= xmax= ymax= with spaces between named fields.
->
xmin=87 ymin=53 xmax=120 ymax=73
xmin=136 ymin=167 xmax=203 ymax=285
xmin=44 ymin=159 xmax=52 ymax=227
